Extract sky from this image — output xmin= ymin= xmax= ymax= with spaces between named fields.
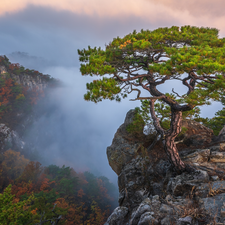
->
xmin=1 ymin=0 xmax=225 ymax=185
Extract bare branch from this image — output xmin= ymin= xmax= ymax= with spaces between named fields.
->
xmin=128 ymin=87 xmax=141 ymax=97
xmin=195 ymin=80 xmax=208 ymax=87
xmin=155 ymin=76 xmax=170 ymax=85
xmin=139 ymin=77 xmax=151 ymax=92
xmin=128 ymin=84 xmax=163 ymax=101
xmin=182 ymin=74 xmax=194 ymax=95
xmin=130 ymin=96 xmax=164 ymax=101
xmin=172 ymin=88 xmax=182 ymax=98
xmin=113 ymin=72 xmax=149 ymax=82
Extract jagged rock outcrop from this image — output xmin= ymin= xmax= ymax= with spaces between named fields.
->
xmin=0 ymin=124 xmax=25 ymax=151
xmin=0 ymin=56 xmax=54 ymax=154
xmin=0 ymin=65 xmax=48 ymax=90
xmin=181 ymin=119 xmax=214 ymax=147
xmin=105 ymin=110 xmax=225 ymax=225
xmin=107 ymin=109 xmax=154 ymax=175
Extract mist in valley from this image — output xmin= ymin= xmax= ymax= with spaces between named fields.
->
xmin=17 ymin=63 xmax=139 ymax=186
xmin=1 ymin=2 xmax=225 ymax=191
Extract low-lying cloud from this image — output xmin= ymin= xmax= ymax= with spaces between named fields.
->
xmin=1 ymin=2 xmax=225 ymax=185
xmin=22 ymin=65 xmax=139 ymax=185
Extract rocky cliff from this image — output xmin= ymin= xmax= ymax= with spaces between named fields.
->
xmin=0 ymin=56 xmax=55 ymax=155
xmin=106 ymin=109 xmax=225 ymax=225
xmin=0 ymin=56 xmax=51 ymax=90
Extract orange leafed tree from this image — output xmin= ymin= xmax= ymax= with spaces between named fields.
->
xmin=19 ymin=161 xmax=43 ymax=183
xmin=0 ymin=149 xmax=29 ymax=190
xmin=0 ymin=79 xmax=13 ymax=106
xmin=77 ymin=188 xmax=85 ymax=198
xmin=8 ymin=63 xmax=20 ymax=71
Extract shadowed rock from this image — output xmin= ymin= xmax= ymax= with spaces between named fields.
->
xmin=105 ymin=110 xmax=225 ymax=225
xmin=107 ymin=109 xmax=151 ymax=175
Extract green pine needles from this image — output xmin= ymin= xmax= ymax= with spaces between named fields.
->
xmin=79 ymin=25 xmax=225 ymax=171
xmin=78 ymin=26 xmax=225 ymax=107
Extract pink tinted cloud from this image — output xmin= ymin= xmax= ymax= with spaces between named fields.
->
xmin=1 ymin=0 xmax=170 ymax=18
xmin=1 ymin=0 xmax=225 ymax=35
xmin=148 ymin=0 xmax=225 ymax=17
xmin=2 ymin=0 xmax=224 ymax=18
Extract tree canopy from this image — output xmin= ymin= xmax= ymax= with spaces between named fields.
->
xmin=78 ymin=26 xmax=225 ymax=107
xmin=78 ymin=26 xmax=225 ymax=172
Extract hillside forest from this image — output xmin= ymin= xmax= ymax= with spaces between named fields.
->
xmin=0 ymin=56 xmax=117 ymax=225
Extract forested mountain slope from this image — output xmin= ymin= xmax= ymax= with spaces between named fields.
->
xmin=0 ymin=56 xmax=117 ymax=224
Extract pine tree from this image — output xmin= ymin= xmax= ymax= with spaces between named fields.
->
xmin=78 ymin=26 xmax=225 ymax=173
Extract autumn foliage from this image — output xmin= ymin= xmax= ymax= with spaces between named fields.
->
xmin=0 ymin=150 xmax=117 ymax=224
xmin=0 ymin=56 xmax=116 ymax=223
xmin=0 ymin=55 xmax=52 ymax=123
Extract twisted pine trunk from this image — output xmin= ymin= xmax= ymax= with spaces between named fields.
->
xmin=163 ymin=110 xmax=186 ymax=172
xmin=150 ymin=100 xmax=186 ymax=172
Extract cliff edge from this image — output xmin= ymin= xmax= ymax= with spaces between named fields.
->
xmin=106 ymin=109 xmax=225 ymax=225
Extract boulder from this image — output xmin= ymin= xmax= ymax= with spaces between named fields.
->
xmin=181 ymin=119 xmax=213 ymax=147
xmin=209 ymin=152 xmax=225 ymax=163
xmin=177 ymin=216 xmax=192 ymax=225
xmin=180 ymin=148 xmax=210 ymax=163
xmin=107 ymin=109 xmax=150 ymax=175
xmin=200 ymin=193 xmax=225 ymax=222
xmin=161 ymin=215 xmax=175 ymax=225
xmin=159 ymin=204 xmax=173 ymax=214
xmin=137 ymin=212 xmax=158 ymax=225
xmin=130 ymin=198 xmax=152 ymax=225
xmin=167 ymin=170 xmax=209 ymax=196
xmin=195 ymin=180 xmax=225 ymax=198
xmin=210 ymin=143 xmax=225 ymax=152
xmin=104 ymin=206 xmax=128 ymax=225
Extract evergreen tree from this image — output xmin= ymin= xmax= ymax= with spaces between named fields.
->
xmin=78 ymin=26 xmax=225 ymax=173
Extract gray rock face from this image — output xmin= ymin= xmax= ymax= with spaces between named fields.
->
xmin=130 ymin=198 xmax=152 ymax=225
xmin=159 ymin=204 xmax=173 ymax=214
xmin=1 ymin=66 xmax=48 ymax=91
xmin=0 ymin=65 xmax=7 ymax=74
xmin=0 ymin=124 xmax=25 ymax=151
xmin=106 ymin=110 xmax=225 ymax=224
xmin=137 ymin=212 xmax=158 ymax=225
xmin=118 ymin=156 xmax=150 ymax=208
xmin=0 ymin=124 xmax=12 ymax=147
xmin=161 ymin=215 xmax=175 ymax=225
xmin=104 ymin=206 xmax=128 ymax=225
xmin=210 ymin=151 xmax=225 ymax=163
xmin=201 ymin=193 xmax=225 ymax=222
xmin=167 ymin=169 xmax=209 ymax=196
xmin=181 ymin=148 xmax=210 ymax=163
xmin=0 ymin=64 xmax=50 ymax=154
xmin=13 ymin=73 xmax=47 ymax=90
xmin=181 ymin=119 xmax=213 ymax=146
xmin=177 ymin=216 xmax=192 ymax=225
xmin=107 ymin=109 xmax=149 ymax=175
